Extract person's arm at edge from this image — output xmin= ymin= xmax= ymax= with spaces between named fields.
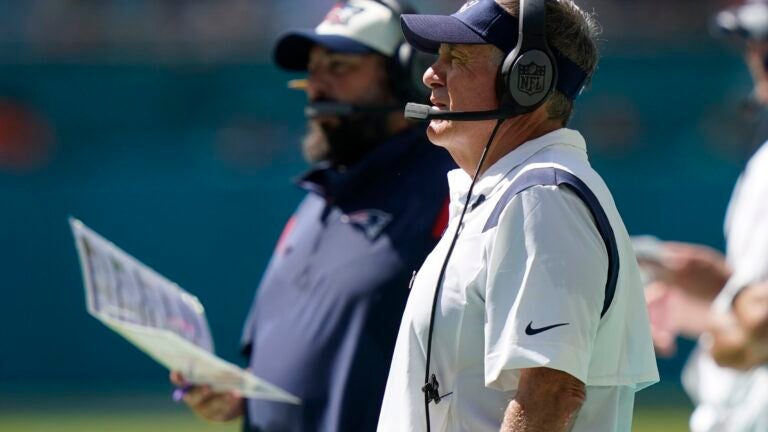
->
xmin=656 ymin=242 xmax=732 ymax=302
xmin=501 ymin=367 xmax=585 ymax=432
xmin=709 ymin=282 xmax=768 ymax=369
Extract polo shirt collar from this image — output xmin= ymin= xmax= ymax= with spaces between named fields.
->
xmin=447 ymin=128 xmax=587 ymax=215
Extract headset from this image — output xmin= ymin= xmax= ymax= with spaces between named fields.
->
xmin=379 ymin=0 xmax=435 ymax=104
xmin=500 ymin=0 xmax=556 ymax=114
xmin=405 ymin=0 xmax=557 ymax=122
xmin=417 ymin=1 xmax=556 ymax=431
xmin=306 ymin=0 xmax=433 ymax=118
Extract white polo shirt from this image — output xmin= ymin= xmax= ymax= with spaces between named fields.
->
xmin=377 ymin=129 xmax=659 ymax=432
xmin=684 ymin=141 xmax=768 ymax=432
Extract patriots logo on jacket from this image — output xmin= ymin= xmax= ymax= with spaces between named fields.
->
xmin=341 ymin=209 xmax=392 ymax=240
xmin=458 ymin=0 xmax=480 ymax=13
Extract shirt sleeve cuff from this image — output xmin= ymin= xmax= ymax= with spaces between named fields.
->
xmin=485 ymin=341 xmax=590 ymax=392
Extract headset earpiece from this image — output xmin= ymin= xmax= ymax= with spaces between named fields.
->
xmin=389 ymin=42 xmax=434 ymax=104
xmin=375 ymin=0 xmax=433 ymax=104
xmin=499 ymin=0 xmax=557 ymax=114
xmin=502 ymin=49 xmax=555 ymax=108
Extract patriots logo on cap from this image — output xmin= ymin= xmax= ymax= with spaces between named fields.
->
xmin=458 ymin=0 xmax=480 ymax=13
xmin=341 ymin=209 xmax=392 ymax=240
xmin=518 ymin=62 xmax=547 ymax=95
xmin=324 ymin=3 xmax=365 ymax=25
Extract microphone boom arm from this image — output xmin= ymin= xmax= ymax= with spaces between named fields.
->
xmin=404 ymin=103 xmax=517 ymax=122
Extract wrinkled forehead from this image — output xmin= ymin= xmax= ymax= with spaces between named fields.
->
xmin=439 ymin=43 xmax=503 ymax=62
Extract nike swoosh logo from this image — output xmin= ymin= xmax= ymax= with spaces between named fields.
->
xmin=525 ymin=321 xmax=569 ymax=336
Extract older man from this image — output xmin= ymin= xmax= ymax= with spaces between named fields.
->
xmin=377 ymin=1 xmax=658 ymax=431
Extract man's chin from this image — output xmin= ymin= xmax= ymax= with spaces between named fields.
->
xmin=301 ymin=112 xmax=389 ymax=167
xmin=427 ymin=119 xmax=451 ymax=143
xmin=302 ymin=121 xmax=331 ymax=163
xmin=427 ymin=120 xmax=452 ymax=138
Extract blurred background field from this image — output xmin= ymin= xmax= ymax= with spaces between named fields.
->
xmin=0 ymin=407 xmax=690 ymax=432
xmin=0 ymin=384 xmax=693 ymax=432
xmin=0 ymin=384 xmax=692 ymax=432
xmin=0 ymin=0 xmax=761 ymax=430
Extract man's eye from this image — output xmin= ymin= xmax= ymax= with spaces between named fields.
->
xmin=446 ymin=49 xmax=466 ymax=63
xmin=328 ymin=61 xmax=352 ymax=73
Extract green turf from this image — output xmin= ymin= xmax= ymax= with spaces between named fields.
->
xmin=0 ymin=386 xmax=692 ymax=432
xmin=0 ymin=406 xmax=691 ymax=432
xmin=633 ymin=406 xmax=691 ymax=432
xmin=0 ymin=410 xmax=238 ymax=432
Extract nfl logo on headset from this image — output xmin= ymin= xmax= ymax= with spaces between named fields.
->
xmin=518 ymin=62 xmax=546 ymax=95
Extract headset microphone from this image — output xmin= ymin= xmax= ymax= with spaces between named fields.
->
xmin=404 ymin=102 xmax=515 ymax=121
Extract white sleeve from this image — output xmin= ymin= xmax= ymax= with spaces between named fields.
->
xmin=716 ymin=148 xmax=768 ymax=312
xmin=483 ymin=185 xmax=608 ymax=391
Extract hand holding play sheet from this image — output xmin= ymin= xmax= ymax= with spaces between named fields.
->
xmin=70 ymin=218 xmax=299 ymax=405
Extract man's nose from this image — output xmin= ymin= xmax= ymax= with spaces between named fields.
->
xmin=306 ymin=69 xmax=331 ymax=100
xmin=423 ymin=61 xmax=445 ymax=90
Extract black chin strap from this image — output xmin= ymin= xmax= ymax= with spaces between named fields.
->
xmin=422 ymin=118 xmax=506 ymax=432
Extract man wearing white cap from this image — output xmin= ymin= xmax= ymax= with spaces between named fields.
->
xmin=171 ymin=1 xmax=455 ymax=431
xmin=377 ymin=0 xmax=658 ymax=431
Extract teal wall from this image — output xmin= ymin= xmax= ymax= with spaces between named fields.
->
xmin=0 ymin=42 xmax=754 ymax=393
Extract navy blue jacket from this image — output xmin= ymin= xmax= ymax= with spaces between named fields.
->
xmin=240 ymin=128 xmax=455 ymax=432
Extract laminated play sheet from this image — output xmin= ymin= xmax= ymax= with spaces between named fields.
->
xmin=70 ymin=218 xmax=300 ymax=405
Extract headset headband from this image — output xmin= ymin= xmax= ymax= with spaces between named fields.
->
xmin=401 ymin=0 xmax=588 ymax=100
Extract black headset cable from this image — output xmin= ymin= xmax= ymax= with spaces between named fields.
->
xmin=422 ymin=118 xmax=506 ymax=432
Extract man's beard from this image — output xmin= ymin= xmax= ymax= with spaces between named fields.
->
xmin=301 ymin=110 xmax=392 ymax=168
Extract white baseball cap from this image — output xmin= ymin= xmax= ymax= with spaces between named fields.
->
xmin=714 ymin=0 xmax=768 ymax=40
xmin=273 ymin=0 xmax=405 ymax=71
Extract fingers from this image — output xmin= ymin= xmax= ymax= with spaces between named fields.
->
xmin=169 ymin=371 xmax=244 ymax=422
xmin=183 ymin=385 xmax=215 ymax=407
xmin=662 ymin=241 xmax=723 ymax=257
xmin=199 ymin=393 xmax=243 ymax=421
xmin=715 ymin=283 xmax=768 ymax=369
xmin=170 ymin=371 xmax=186 ymax=387
xmin=664 ymin=242 xmax=728 ymax=271
xmin=706 ymin=312 xmax=751 ymax=370
xmin=647 ymin=242 xmax=731 ymax=301
xmin=733 ymin=283 xmax=768 ymax=339
xmin=184 ymin=387 xmax=243 ymax=422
